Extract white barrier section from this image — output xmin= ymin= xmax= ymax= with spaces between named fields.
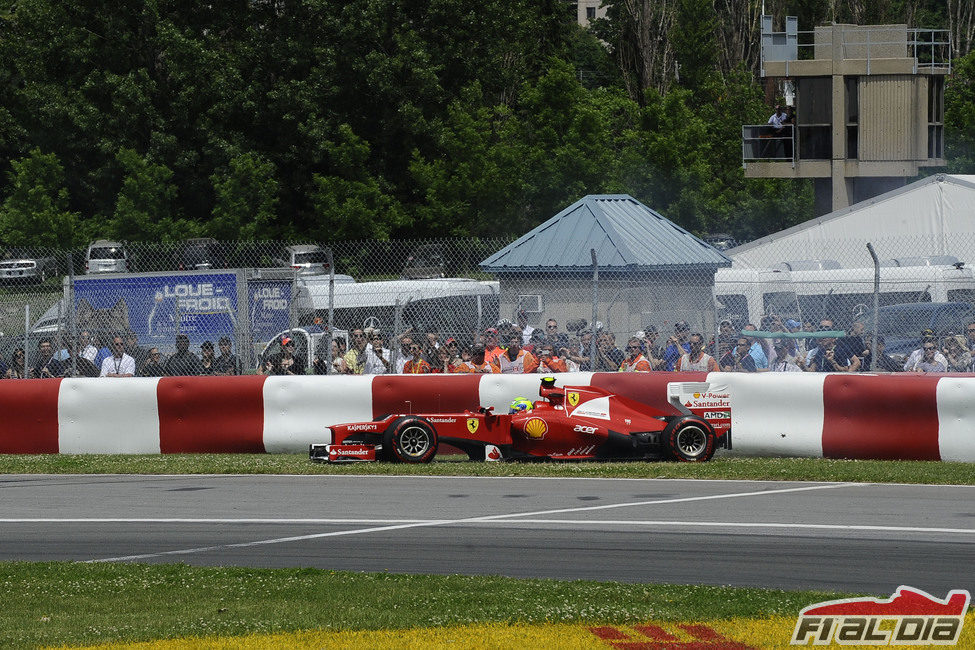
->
xmin=262 ymin=375 xmax=376 ymax=453
xmin=478 ymin=372 xmax=593 ymax=412
xmin=935 ymin=377 xmax=975 ymax=462
xmin=58 ymin=377 xmax=162 ymax=454
xmin=717 ymin=372 xmax=826 ymax=457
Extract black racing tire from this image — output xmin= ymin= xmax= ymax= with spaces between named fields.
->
xmin=383 ymin=417 xmax=439 ymax=464
xmin=664 ymin=416 xmax=716 ymax=463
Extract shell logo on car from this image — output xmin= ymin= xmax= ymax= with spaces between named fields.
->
xmin=524 ymin=417 xmax=548 ymax=439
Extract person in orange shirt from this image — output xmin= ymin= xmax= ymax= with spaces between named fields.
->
xmin=496 ymin=333 xmax=539 ymax=374
xmin=452 ymin=345 xmax=498 ymax=373
xmin=536 ymin=343 xmax=568 ymax=373
xmin=402 ymin=342 xmax=432 ymax=374
xmin=482 ymin=327 xmax=505 ymax=365
xmin=619 ymin=337 xmax=652 ymax=372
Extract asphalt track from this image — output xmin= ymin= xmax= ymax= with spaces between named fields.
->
xmin=1 ymin=474 xmax=973 ymax=594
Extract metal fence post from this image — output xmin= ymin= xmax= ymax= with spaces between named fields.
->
xmin=590 ymin=249 xmax=598 ymax=369
xmin=867 ymin=242 xmax=880 ymax=372
xmin=67 ymin=250 xmax=77 ymax=377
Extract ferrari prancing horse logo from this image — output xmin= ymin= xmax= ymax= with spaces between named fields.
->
xmin=567 ymin=391 xmax=580 ymax=407
xmin=467 ymin=418 xmax=479 ymax=434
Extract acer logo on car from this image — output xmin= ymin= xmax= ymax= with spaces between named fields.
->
xmin=573 ymin=424 xmax=598 ymax=434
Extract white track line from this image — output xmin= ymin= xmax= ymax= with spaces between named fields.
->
xmin=86 ymin=482 xmax=862 ymax=563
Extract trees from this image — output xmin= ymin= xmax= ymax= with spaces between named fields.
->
xmin=2 ymin=0 xmax=968 ymax=246
xmin=0 ymin=148 xmax=81 ymax=248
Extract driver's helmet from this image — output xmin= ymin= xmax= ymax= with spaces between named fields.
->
xmin=509 ymin=397 xmax=534 ymax=414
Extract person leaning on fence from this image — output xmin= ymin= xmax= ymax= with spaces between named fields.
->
xmin=566 ymin=329 xmax=594 ymax=371
xmin=536 ymin=342 xmax=568 ymax=373
xmin=344 ymin=329 xmax=367 ymax=374
xmin=721 ymin=338 xmax=757 ymax=372
xmin=124 ymin=331 xmax=149 ymax=369
xmin=942 ymin=334 xmax=971 ymax=372
xmin=769 ymin=340 xmax=802 ymax=372
xmin=453 ymin=345 xmax=498 ymax=373
xmin=100 ymin=335 xmax=135 ymax=377
xmin=619 ymin=338 xmax=651 ymax=372
xmin=902 ymin=328 xmax=939 ymax=372
xmin=663 ymin=321 xmax=692 ymax=370
xmin=213 ymin=336 xmax=241 ymax=375
xmin=165 ymin=334 xmax=202 ymax=376
xmin=199 ymin=340 xmax=216 ymax=375
xmin=594 ymin=331 xmax=624 ymax=372
xmin=675 ymin=332 xmax=718 ymax=372
xmin=496 ymin=333 xmax=539 ymax=374
xmin=139 ymin=348 xmax=167 ymax=377
xmin=31 ymin=338 xmax=64 ymax=378
xmin=5 ymin=348 xmax=25 ymax=379
xmin=907 ymin=339 xmax=948 ymax=373
xmin=860 ymin=335 xmax=901 ymax=372
xmin=403 ymin=341 xmax=432 ymax=374
xmin=62 ymin=339 xmax=99 ymax=377
xmin=363 ymin=331 xmax=392 ymax=374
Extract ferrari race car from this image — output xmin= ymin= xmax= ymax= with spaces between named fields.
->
xmin=310 ymin=377 xmax=730 ymax=464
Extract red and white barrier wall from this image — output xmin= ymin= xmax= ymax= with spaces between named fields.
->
xmin=2 ymin=372 xmax=974 ymax=461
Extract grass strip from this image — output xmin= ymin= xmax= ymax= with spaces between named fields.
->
xmin=1 ymin=562 xmax=850 ymax=649
xmin=0 ymin=454 xmax=972 ymax=484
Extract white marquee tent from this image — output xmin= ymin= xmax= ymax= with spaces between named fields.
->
xmin=729 ymin=174 xmax=975 ymax=269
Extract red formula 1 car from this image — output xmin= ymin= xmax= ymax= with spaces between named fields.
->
xmin=310 ymin=377 xmax=728 ymax=464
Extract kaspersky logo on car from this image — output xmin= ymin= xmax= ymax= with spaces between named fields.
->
xmin=791 ymin=585 xmax=970 ymax=645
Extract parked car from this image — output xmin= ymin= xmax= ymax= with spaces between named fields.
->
xmin=275 ymin=244 xmax=330 ymax=276
xmin=259 ymin=325 xmax=349 ymax=373
xmin=85 ymin=240 xmax=131 ymax=274
xmin=877 ymin=302 xmax=975 ymax=362
xmin=177 ymin=238 xmax=226 ymax=270
xmin=401 ymin=243 xmax=445 ymax=279
xmin=0 ymin=250 xmax=57 ymax=283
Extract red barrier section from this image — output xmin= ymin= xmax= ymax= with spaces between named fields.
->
xmin=0 ymin=379 xmax=61 ymax=453
xmin=157 ymin=375 xmax=267 ymax=453
xmin=590 ymin=371 xmax=708 ymax=412
xmin=372 ymin=374 xmax=482 ymax=418
xmin=822 ymin=374 xmax=942 ymax=460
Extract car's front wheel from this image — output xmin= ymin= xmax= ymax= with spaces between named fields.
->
xmin=383 ymin=417 xmax=439 ymax=463
xmin=664 ymin=416 xmax=716 ymax=462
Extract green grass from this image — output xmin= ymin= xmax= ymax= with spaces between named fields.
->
xmin=0 ymin=562 xmax=851 ymax=648
xmin=0 ymin=453 xmax=972 ymax=484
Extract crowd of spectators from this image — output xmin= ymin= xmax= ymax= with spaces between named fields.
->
xmin=307 ymin=314 xmax=975 ymax=376
xmin=8 ymin=313 xmax=975 ymax=378
xmin=0 ymin=330 xmax=242 ymax=379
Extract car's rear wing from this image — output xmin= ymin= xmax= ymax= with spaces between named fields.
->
xmin=667 ymin=382 xmax=731 ymax=446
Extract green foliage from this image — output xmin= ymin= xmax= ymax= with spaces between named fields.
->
xmin=2 ymin=0 xmax=962 ymax=245
xmin=108 ymin=148 xmax=189 ymax=242
xmin=0 ymin=148 xmax=81 ymax=248
xmin=210 ymin=153 xmax=279 ymax=240
xmin=946 ymin=50 xmax=975 ymax=173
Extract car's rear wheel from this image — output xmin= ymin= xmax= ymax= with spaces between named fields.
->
xmin=665 ymin=416 xmax=716 ymax=462
xmin=383 ymin=417 xmax=438 ymax=463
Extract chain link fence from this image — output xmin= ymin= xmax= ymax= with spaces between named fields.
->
xmin=1 ymin=234 xmax=974 ymax=378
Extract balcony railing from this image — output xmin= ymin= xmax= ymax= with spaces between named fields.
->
xmin=761 ymin=16 xmax=952 ymax=76
xmin=742 ymin=125 xmax=795 ymax=164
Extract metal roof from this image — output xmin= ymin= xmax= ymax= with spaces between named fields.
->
xmin=479 ymin=195 xmax=731 ymax=272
